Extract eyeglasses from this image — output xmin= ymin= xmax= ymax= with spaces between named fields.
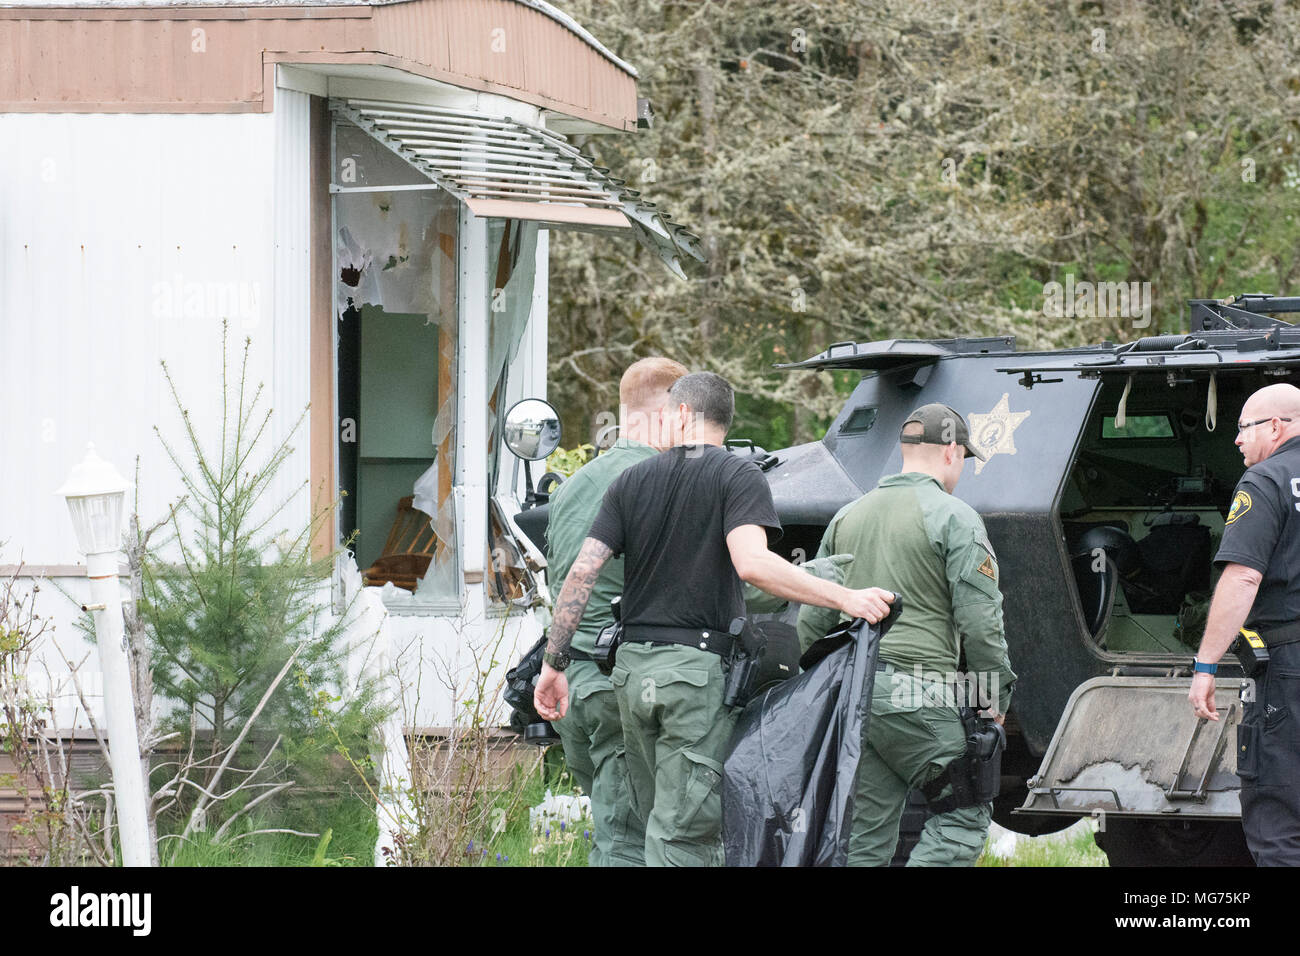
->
xmin=1237 ymin=416 xmax=1292 ymax=433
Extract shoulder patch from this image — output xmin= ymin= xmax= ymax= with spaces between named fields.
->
xmin=1227 ymin=490 xmax=1252 ymax=525
xmin=977 ymin=555 xmax=998 ymax=580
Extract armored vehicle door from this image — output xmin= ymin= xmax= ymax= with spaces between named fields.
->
xmin=1019 ymin=675 xmax=1245 ymax=822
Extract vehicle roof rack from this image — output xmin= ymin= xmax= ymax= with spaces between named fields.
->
xmin=1189 ymin=294 xmax=1300 ymax=331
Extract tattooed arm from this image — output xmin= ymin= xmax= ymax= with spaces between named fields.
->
xmin=534 ymin=536 xmax=614 ymax=720
xmin=545 ymin=536 xmax=615 ymax=657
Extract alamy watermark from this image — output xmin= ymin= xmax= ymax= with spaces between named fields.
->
xmin=151 ymin=274 xmax=261 ymax=329
xmin=1042 ymin=273 xmax=1151 ymax=329
xmin=889 ymin=665 xmax=1000 ymax=712
xmin=50 ymin=886 xmax=151 ymax=936
xmin=591 ymin=405 xmax=722 ymax=458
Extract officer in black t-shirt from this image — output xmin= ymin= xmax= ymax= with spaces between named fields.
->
xmin=535 ymin=371 xmax=895 ymax=866
xmin=1190 ymin=383 xmax=1300 ymax=865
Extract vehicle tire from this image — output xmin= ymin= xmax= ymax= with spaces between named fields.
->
xmin=991 ymin=786 xmax=1076 ymax=836
xmin=992 ymin=730 xmax=1072 ymax=835
xmin=1094 ymin=819 xmax=1254 ymax=867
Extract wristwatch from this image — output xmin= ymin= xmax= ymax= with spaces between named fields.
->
xmin=543 ymin=649 xmax=571 ymax=672
xmin=1192 ymin=657 xmax=1218 ymax=675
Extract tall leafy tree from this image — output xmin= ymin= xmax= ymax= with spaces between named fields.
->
xmin=549 ymin=0 xmax=1300 ymax=447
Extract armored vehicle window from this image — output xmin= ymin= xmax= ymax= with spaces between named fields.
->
xmin=1100 ymin=414 xmax=1175 ymax=440
xmin=840 ymin=405 xmax=878 ymax=435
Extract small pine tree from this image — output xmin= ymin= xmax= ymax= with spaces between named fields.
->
xmin=141 ymin=323 xmax=381 ymax=846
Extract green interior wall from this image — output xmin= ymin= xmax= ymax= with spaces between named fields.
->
xmin=354 ymin=306 xmax=440 ymax=571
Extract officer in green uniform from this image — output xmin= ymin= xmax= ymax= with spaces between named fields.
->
xmin=536 ymin=372 xmax=895 ymax=866
xmin=798 ymin=404 xmax=1017 ymax=867
xmin=546 ymin=357 xmax=686 ymax=866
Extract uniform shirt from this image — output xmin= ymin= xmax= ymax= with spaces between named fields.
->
xmin=1215 ymin=435 xmax=1300 ymax=632
xmin=546 ymin=438 xmax=660 ymax=654
xmin=586 ymin=443 xmax=781 ymax=632
xmin=796 ymin=471 xmax=1016 ymax=713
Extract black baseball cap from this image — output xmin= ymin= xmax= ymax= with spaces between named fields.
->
xmin=899 ymin=403 xmax=986 ymax=461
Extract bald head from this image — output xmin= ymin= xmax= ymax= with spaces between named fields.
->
xmin=1236 ymin=383 xmax=1300 ymax=467
xmin=1242 ymin=383 xmax=1300 ymax=423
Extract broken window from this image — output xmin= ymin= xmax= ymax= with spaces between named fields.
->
xmin=333 ymin=120 xmax=460 ymax=602
xmin=485 ymin=218 xmax=539 ymax=489
xmin=484 ymin=219 xmax=542 ymax=608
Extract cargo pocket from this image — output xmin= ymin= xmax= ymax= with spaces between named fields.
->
xmin=934 ymin=817 xmax=988 ymax=867
xmin=1259 ymin=703 xmax=1295 ymax=787
xmin=673 ymin=749 xmax=725 ymax=845
xmin=650 ymin=666 xmax=716 ymax=735
xmin=567 ymin=675 xmax=606 ymax=735
xmin=573 ymin=676 xmax=611 ymax=704
xmin=872 ymin=676 xmax=961 ymax=781
xmin=1254 ymin=666 xmax=1300 ymax=787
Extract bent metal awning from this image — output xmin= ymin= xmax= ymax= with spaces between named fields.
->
xmin=331 ymin=97 xmax=706 ymax=279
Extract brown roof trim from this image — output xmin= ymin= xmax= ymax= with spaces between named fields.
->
xmin=0 ymin=0 xmax=638 ymax=127
xmin=0 ymin=5 xmax=365 ymax=20
xmin=0 ymin=0 xmax=638 ymax=78
xmin=464 ymin=197 xmax=628 ymax=228
xmin=266 ymin=53 xmax=631 ymax=130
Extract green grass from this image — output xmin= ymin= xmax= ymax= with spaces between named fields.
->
xmin=162 ymin=793 xmax=379 ymax=867
xmin=457 ymin=758 xmax=593 ymax=867
xmin=153 ymin=756 xmax=1108 ymax=867
xmin=159 ymin=751 xmax=594 ymax=867
xmin=977 ymin=823 xmax=1110 ymax=867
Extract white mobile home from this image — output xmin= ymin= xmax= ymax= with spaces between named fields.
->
xmin=0 ymin=0 xmax=699 ymax=776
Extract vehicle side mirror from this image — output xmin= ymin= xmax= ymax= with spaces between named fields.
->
xmin=504 ymin=398 xmax=562 ymax=462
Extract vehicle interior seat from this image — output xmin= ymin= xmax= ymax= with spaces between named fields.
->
xmin=1125 ymin=515 xmax=1212 ymax=614
xmin=1069 ymin=523 xmax=1136 ymax=637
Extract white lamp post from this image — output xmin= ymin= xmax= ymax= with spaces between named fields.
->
xmin=56 ymin=443 xmax=152 ymax=867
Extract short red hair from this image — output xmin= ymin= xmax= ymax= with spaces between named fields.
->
xmin=620 ymin=356 xmax=688 ymax=414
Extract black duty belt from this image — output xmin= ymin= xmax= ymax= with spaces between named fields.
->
xmin=569 ymin=649 xmax=594 ymax=663
xmin=623 ymin=625 xmax=735 ymax=658
xmin=1257 ymin=621 xmax=1300 ymax=648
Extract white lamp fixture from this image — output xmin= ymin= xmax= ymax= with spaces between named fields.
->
xmin=55 ymin=444 xmax=132 ymax=557
xmin=56 ymin=443 xmax=152 ymax=867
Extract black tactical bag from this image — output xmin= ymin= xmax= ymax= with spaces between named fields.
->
xmin=502 ymin=636 xmax=560 ymax=745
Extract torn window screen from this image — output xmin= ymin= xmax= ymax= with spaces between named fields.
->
xmin=485 ymin=219 xmax=539 ymax=606
xmin=334 ymin=120 xmax=460 ymax=602
xmin=485 ymin=218 xmax=539 ymax=490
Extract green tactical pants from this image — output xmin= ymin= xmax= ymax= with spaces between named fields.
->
xmin=611 ymin=642 xmax=738 ymax=867
xmin=847 ymin=667 xmax=991 ymax=867
xmin=552 ymin=659 xmax=645 ymax=866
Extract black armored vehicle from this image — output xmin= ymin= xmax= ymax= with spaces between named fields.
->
xmin=506 ymin=293 xmax=1300 ymax=865
xmin=744 ymin=293 xmax=1300 ymax=865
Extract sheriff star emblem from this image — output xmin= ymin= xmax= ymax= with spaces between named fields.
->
xmin=967 ymin=393 xmax=1031 ymax=475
